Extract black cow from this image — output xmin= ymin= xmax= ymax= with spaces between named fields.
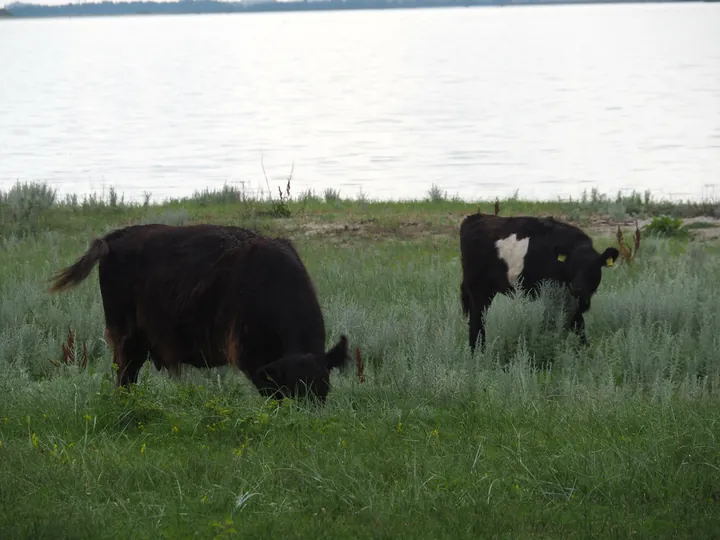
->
xmin=460 ymin=213 xmax=619 ymax=352
xmin=49 ymin=223 xmax=349 ymax=403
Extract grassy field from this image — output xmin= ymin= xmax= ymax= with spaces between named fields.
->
xmin=1 ymin=181 xmax=720 ymax=539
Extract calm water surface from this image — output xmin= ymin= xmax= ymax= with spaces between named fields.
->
xmin=1 ymin=4 xmax=719 ymax=203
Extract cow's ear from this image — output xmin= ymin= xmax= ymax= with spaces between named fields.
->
xmin=325 ymin=335 xmax=349 ymax=371
xmin=599 ymin=247 xmax=619 ymax=268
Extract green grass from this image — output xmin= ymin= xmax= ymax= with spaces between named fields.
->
xmin=685 ymin=221 xmax=720 ymax=230
xmin=1 ymin=182 xmax=720 ymax=539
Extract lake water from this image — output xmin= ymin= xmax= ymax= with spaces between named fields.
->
xmin=1 ymin=3 xmax=719 ymax=204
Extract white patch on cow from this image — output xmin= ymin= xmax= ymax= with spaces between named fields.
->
xmin=495 ymin=233 xmax=530 ymax=285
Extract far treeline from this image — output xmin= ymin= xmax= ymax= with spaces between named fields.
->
xmin=2 ymin=0 xmax=707 ymax=19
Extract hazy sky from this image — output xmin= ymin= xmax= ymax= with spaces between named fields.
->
xmin=3 ymin=0 xmax=156 ymax=6
xmin=2 ymin=0 xmax=230 ymax=7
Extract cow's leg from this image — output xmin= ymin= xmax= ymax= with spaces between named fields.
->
xmin=570 ymin=313 xmax=587 ymax=345
xmin=569 ymin=297 xmax=590 ymax=345
xmin=148 ymin=345 xmax=164 ymax=371
xmin=105 ymin=327 xmax=127 ymax=384
xmin=465 ymin=284 xmax=496 ymax=354
xmin=116 ymin=333 xmax=150 ymax=387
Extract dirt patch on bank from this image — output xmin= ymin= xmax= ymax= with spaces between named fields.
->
xmin=271 ymin=212 xmax=720 ymax=245
xmin=583 ymin=215 xmax=720 ymax=240
xmin=277 ymin=216 xmax=461 ymax=243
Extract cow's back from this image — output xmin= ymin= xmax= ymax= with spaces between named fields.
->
xmin=460 ymin=214 xmax=561 ymax=243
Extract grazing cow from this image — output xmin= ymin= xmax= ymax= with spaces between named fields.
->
xmin=49 ymin=223 xmax=349 ymax=403
xmin=460 ymin=213 xmax=618 ymax=352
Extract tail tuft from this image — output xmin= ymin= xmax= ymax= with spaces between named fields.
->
xmin=49 ymin=238 xmax=109 ymax=292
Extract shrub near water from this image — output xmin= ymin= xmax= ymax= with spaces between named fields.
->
xmin=0 ymin=195 xmax=719 ymax=538
xmin=0 ymin=181 xmax=57 ymax=235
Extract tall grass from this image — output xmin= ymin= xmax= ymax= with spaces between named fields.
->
xmin=5 ymin=232 xmax=719 ymax=389
xmin=0 ymin=189 xmax=719 ymax=537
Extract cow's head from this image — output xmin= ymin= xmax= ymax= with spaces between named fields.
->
xmin=556 ymin=245 xmax=619 ymax=306
xmin=254 ymin=335 xmax=349 ymax=404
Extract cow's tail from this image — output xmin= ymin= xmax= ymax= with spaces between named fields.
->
xmin=460 ymin=283 xmax=471 ymax=317
xmin=49 ymin=238 xmax=109 ymax=292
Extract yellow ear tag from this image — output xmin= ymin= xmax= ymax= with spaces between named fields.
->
xmin=606 ymin=257 xmax=614 ymax=267
xmin=557 ymin=254 xmax=567 ymax=262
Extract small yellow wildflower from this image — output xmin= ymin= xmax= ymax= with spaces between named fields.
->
xmin=233 ymin=438 xmax=249 ymax=457
xmin=140 ymin=443 xmax=146 ymax=455
xmin=171 ymin=425 xmax=179 ymax=435
xmin=31 ymin=432 xmax=39 ymax=449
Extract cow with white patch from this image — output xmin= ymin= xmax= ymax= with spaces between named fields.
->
xmin=459 ymin=213 xmax=619 ymax=352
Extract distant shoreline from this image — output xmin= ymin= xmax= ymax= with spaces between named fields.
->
xmin=2 ymin=0 xmax=709 ymax=20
